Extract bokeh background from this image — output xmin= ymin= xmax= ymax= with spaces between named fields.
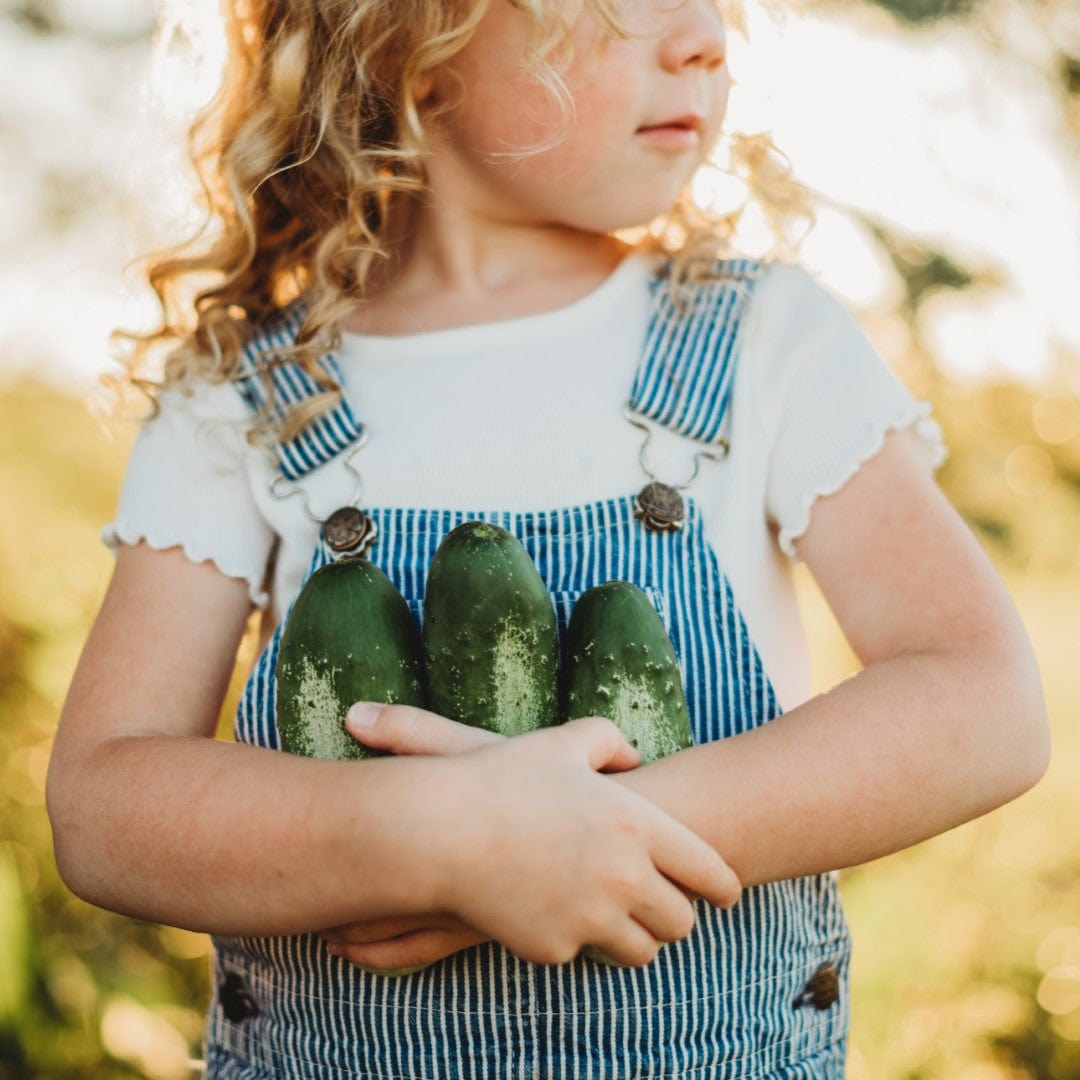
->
xmin=1 ymin=0 xmax=1078 ymax=1075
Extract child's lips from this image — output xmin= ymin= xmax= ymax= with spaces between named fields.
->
xmin=635 ymin=115 xmax=706 ymax=149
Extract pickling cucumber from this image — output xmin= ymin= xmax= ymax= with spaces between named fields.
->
xmin=276 ymin=557 xmax=424 ymax=760
xmin=423 ymin=521 xmax=559 ymax=736
xmin=561 ymin=581 xmax=691 ymax=763
xmin=561 ymin=580 xmax=692 ymax=969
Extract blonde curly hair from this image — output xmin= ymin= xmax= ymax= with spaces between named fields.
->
xmin=119 ymin=0 xmax=814 ymax=443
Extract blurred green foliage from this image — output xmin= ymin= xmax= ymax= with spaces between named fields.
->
xmin=0 ymin=385 xmax=211 ymax=1078
xmin=855 ymin=0 xmax=982 ymax=25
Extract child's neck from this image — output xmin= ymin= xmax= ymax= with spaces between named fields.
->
xmin=342 ymin=203 xmax=631 ymax=337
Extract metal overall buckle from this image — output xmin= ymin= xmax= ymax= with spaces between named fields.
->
xmin=623 ymin=405 xmax=728 ymax=533
xmin=270 ymin=434 xmax=378 ymax=558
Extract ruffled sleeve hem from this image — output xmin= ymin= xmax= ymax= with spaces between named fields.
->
xmin=101 ymin=519 xmax=270 ymax=610
xmin=776 ymin=401 xmax=948 ymax=562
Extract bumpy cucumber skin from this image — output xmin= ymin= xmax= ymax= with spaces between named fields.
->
xmin=423 ymin=522 xmax=559 ymax=736
xmin=562 ymin=580 xmax=691 ymax=971
xmin=561 ymin=581 xmax=691 ymax=764
xmin=276 ymin=558 xmax=424 ymax=761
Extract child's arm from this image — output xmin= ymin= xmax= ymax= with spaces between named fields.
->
xmin=47 ymin=542 xmax=740 ymax=966
xmin=613 ymin=426 xmax=1050 ymax=885
xmin=325 ymin=426 xmax=1049 ymax=971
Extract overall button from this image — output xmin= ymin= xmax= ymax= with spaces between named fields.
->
xmin=322 ymin=506 xmax=378 ymax=557
xmin=219 ymin=973 xmax=260 ymax=1022
xmin=793 ymin=962 xmax=840 ymax=1011
xmin=634 ymin=481 xmax=685 ymax=532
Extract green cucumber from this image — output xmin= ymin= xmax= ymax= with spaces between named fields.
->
xmin=423 ymin=521 xmax=559 ymax=736
xmin=561 ymin=581 xmax=691 ymax=763
xmin=277 ymin=557 xmax=431 ymax=978
xmin=562 ymin=580 xmax=692 ymax=970
xmin=276 ymin=557 xmax=424 ymax=760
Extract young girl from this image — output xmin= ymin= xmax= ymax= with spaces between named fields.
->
xmin=48 ymin=0 xmax=1050 ymax=1075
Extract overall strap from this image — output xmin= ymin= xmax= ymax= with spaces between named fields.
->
xmin=630 ymin=256 xmax=765 ymax=444
xmin=233 ymin=300 xmax=364 ymax=482
xmin=233 ymin=256 xmax=765 ymax=482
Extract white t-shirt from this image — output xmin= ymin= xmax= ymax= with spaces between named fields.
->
xmin=103 ymin=254 xmax=945 ymax=711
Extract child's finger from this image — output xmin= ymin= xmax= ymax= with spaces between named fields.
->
xmin=648 ymin=815 xmax=742 ymax=910
xmin=330 ymin=926 xmax=488 ymax=973
xmin=346 ymin=702 xmax=502 ymax=756
xmin=628 ymin=876 xmax=699 ymax=945
xmin=584 ymin=918 xmax=664 ymax=969
xmin=320 ymin=913 xmax=455 ymax=947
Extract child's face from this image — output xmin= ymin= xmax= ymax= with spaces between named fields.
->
xmin=422 ymin=0 xmax=729 ymax=233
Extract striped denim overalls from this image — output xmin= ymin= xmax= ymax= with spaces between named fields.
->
xmin=205 ymin=259 xmax=853 ymax=1079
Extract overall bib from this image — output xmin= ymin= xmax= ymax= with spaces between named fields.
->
xmin=204 ymin=259 xmax=853 ymax=1079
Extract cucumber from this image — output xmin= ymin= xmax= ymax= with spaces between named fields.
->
xmin=561 ymin=581 xmax=691 ymax=764
xmin=423 ymin=521 xmax=559 ymax=736
xmin=276 ymin=557 xmax=424 ymax=760
xmin=561 ymin=580 xmax=693 ymax=970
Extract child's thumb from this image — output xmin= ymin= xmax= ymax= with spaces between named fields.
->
xmin=345 ymin=702 xmax=500 ymax=756
xmin=560 ymin=715 xmax=642 ymax=772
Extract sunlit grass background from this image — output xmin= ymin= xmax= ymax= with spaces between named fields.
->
xmin=2 ymin=0 xmax=1078 ymax=1074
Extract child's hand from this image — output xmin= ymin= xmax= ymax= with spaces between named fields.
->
xmin=319 ymin=702 xmax=653 ymax=972
xmin=315 ymin=702 xmax=498 ymax=971
xmin=426 ymin=716 xmax=740 ymax=967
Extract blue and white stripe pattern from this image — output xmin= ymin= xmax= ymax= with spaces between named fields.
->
xmin=629 ymin=257 xmax=763 ymax=444
xmin=208 ymin=260 xmax=852 ymax=1078
xmin=235 ymin=301 xmax=364 ymax=482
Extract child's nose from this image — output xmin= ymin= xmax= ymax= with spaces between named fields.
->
xmin=659 ymin=1 xmax=727 ymax=73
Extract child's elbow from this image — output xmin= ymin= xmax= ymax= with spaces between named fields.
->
xmin=45 ymin=751 xmax=102 ymax=908
xmin=1009 ymin=691 xmax=1051 ymax=799
xmin=49 ymin=826 xmax=90 ymax=907
xmin=981 ymin=636 xmax=1051 ymax=805
xmin=1001 ymin=714 xmax=1051 ymax=806
xmin=46 ymin=775 xmax=79 ymax=896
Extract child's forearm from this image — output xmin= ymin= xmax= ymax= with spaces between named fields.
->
xmin=48 ymin=719 xmax=742 ymax=963
xmin=613 ymin=641 xmax=1049 ymax=887
xmin=47 ymin=735 xmax=452 ymax=936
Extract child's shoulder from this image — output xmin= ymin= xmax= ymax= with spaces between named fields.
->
xmin=658 ymin=253 xmax=849 ymax=335
xmin=146 ymin=297 xmax=318 ymax=436
xmin=146 ymin=372 xmax=255 ymax=432
xmin=739 ymin=258 xmax=880 ymax=378
xmin=731 ymin=256 xmax=947 ymax=480
xmin=749 ymin=258 xmax=853 ymax=322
